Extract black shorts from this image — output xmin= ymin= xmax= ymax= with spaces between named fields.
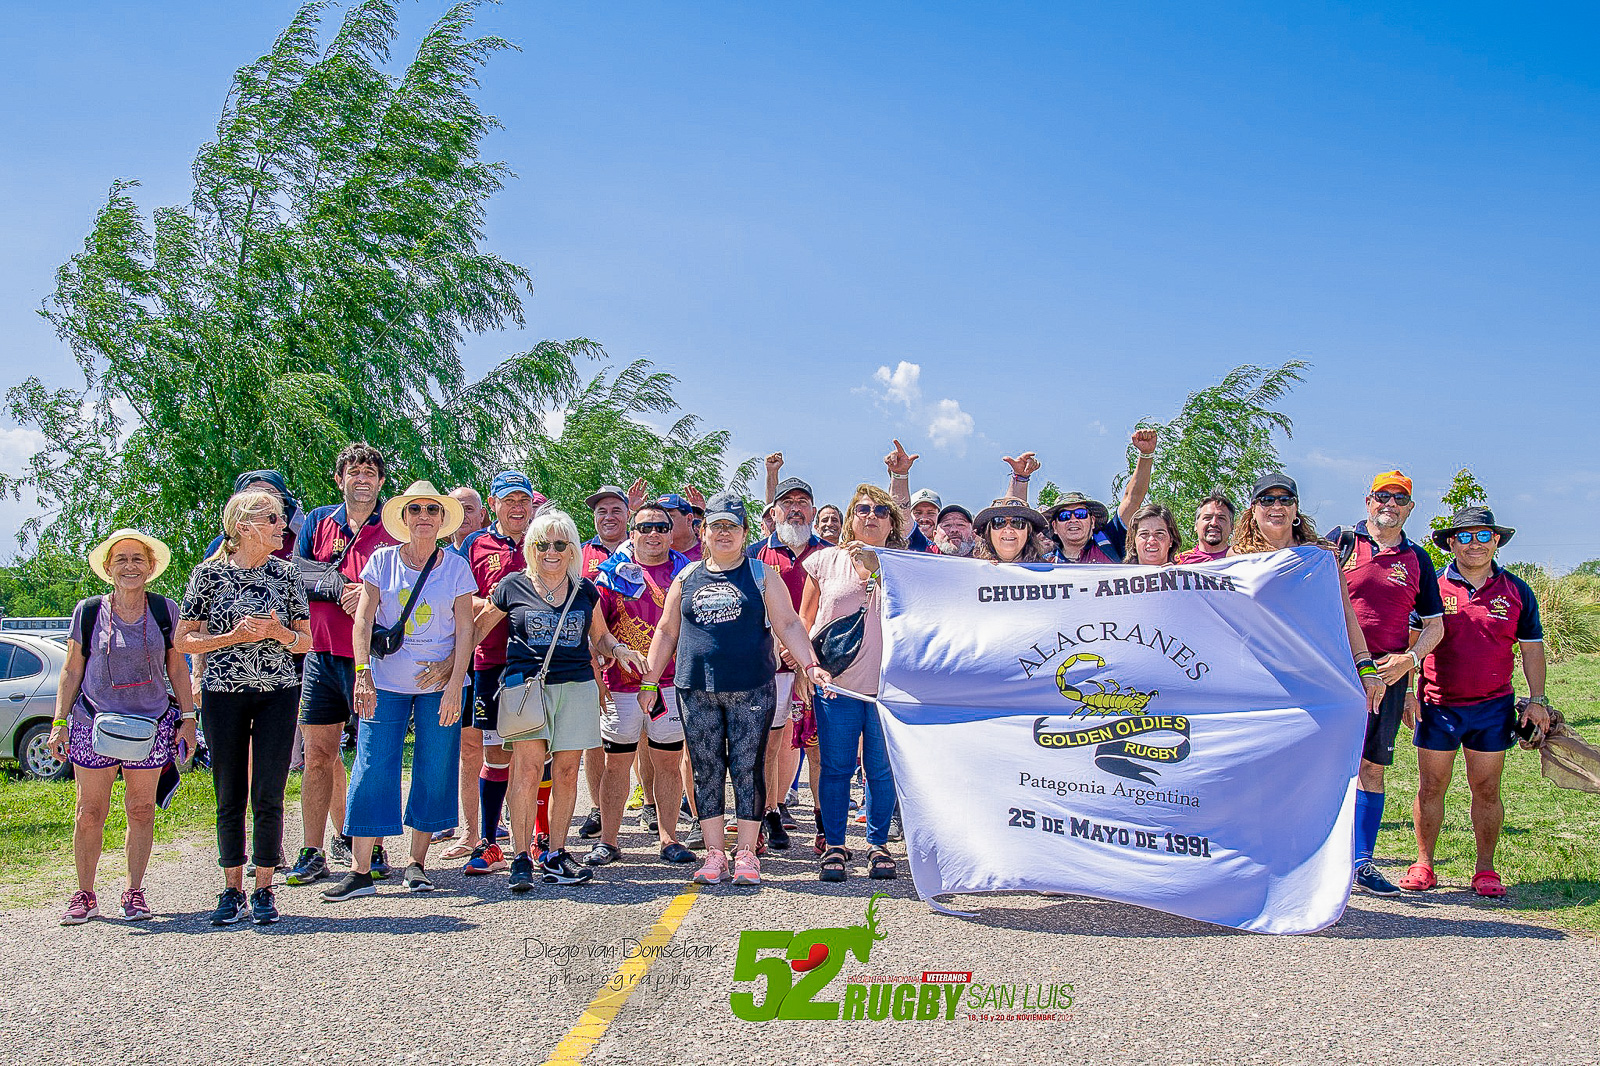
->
xmin=473 ymin=665 xmax=506 ymax=733
xmin=299 ymin=651 xmax=356 ymax=726
xmin=1361 ymin=677 xmax=1410 ymax=766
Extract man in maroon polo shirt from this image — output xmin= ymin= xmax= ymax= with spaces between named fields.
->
xmin=1326 ymin=471 xmax=1445 ymax=897
xmin=578 ymin=485 xmax=631 ymax=839
xmin=1399 ymin=506 xmax=1549 ymax=898
xmin=458 ymin=470 xmax=543 ymax=876
xmin=1175 ymin=491 xmax=1236 ymax=564
xmin=747 ymin=473 xmax=827 ymax=849
xmin=285 ymin=443 xmax=398 ymax=886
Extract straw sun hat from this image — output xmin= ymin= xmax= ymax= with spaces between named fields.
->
xmin=380 ymin=481 xmax=465 ymax=543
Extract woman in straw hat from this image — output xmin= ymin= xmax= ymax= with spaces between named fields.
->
xmin=321 ymin=482 xmax=478 ymax=901
xmin=52 ymin=529 xmax=195 ymax=925
xmin=177 ymin=490 xmax=312 ymax=925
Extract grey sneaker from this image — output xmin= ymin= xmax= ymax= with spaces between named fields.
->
xmin=583 ymin=842 xmax=623 ymax=867
xmin=284 ymin=847 xmax=328 ymax=886
xmin=328 ymin=835 xmax=354 ymax=867
xmin=321 ymin=871 xmax=376 ymax=902
xmin=639 ymin=803 xmax=659 ymax=833
xmin=402 ymin=862 xmax=434 ymax=893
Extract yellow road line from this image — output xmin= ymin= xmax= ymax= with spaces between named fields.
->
xmin=540 ymin=883 xmax=703 ymax=1065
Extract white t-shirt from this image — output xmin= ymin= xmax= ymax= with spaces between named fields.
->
xmin=360 ymin=545 xmax=479 ymax=694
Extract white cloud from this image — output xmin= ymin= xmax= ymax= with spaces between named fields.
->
xmin=864 ymin=361 xmax=975 ymax=454
xmin=926 ymin=398 xmax=975 ymax=452
xmin=0 ymin=425 xmax=46 ymax=472
xmin=871 ymin=361 xmax=923 ymax=410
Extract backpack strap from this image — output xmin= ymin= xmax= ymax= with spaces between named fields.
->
xmin=1336 ymin=528 xmax=1359 ymax=568
xmin=79 ymin=595 xmax=105 ymax=660
xmin=749 ymin=558 xmax=771 ymax=629
xmin=146 ymin=592 xmax=174 ymax=650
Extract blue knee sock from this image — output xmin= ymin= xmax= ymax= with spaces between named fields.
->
xmin=1354 ymin=788 xmax=1384 ymax=865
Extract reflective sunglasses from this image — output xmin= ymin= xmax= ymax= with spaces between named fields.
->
xmin=633 ymin=521 xmax=672 ymax=534
xmin=1371 ymin=491 xmax=1413 ymax=506
xmin=1453 ymin=529 xmax=1495 ymax=544
xmin=989 ymin=516 xmax=1034 ymax=531
xmin=533 ymin=539 xmax=570 ymax=553
xmin=854 ymin=503 xmax=893 ymax=518
xmin=405 ymin=502 xmax=443 ymax=517
xmin=1253 ymin=494 xmax=1297 ymax=507
xmin=1050 ymin=507 xmax=1091 ymax=521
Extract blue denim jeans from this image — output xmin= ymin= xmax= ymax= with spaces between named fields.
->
xmin=815 ymin=691 xmax=895 ymax=848
xmin=344 ymin=689 xmax=461 ymax=838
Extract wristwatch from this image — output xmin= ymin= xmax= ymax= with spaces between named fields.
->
xmin=1526 ymin=694 xmax=1549 ymax=707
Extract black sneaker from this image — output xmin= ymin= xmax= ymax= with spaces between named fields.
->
xmin=402 ymin=862 xmax=434 ymax=893
xmin=639 ymin=803 xmax=659 ymax=833
xmin=209 ymin=887 xmax=247 ymax=926
xmin=509 ymin=852 xmax=537 ymax=893
xmin=764 ymin=810 xmax=790 ymax=850
xmin=578 ymin=806 xmax=602 ymax=839
xmin=583 ymin=842 xmax=622 ymax=866
xmin=541 ymin=849 xmax=594 ymax=885
xmin=250 ymin=886 xmax=280 ymax=924
xmin=321 ymin=871 xmax=376 ymax=902
xmin=328 ymin=835 xmax=354 ymax=867
xmin=1353 ymin=861 xmax=1402 ymax=897
xmin=284 ymin=846 xmax=328 ymax=886
xmin=660 ymin=842 xmax=697 ymax=864
xmin=778 ymin=804 xmax=798 ymax=830
xmin=370 ymin=844 xmax=392 ymax=879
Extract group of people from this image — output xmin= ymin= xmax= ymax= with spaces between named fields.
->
xmin=49 ymin=431 xmax=1547 ymax=927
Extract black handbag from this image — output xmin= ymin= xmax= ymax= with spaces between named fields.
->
xmin=296 ymin=533 xmax=357 ymax=603
xmin=370 ymin=548 xmax=440 ymax=659
xmin=811 ymin=584 xmax=875 ymax=676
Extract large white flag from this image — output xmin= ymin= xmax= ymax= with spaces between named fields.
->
xmin=873 ymin=546 xmax=1366 ymax=934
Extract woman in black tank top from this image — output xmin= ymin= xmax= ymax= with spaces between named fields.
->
xmin=636 ymin=493 xmax=827 ymax=887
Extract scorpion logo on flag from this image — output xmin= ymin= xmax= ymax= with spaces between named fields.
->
xmin=1054 ymin=653 xmax=1157 ymax=717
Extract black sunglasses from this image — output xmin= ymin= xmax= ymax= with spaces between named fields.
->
xmin=633 ymin=521 xmax=672 ymax=534
xmin=854 ymin=504 xmax=893 ymax=518
xmin=1254 ymin=494 xmax=1297 ymax=507
xmin=989 ymin=516 xmax=1034 ymax=531
xmin=405 ymin=502 xmax=443 ymax=516
xmin=1371 ymin=491 xmax=1412 ymax=505
xmin=533 ymin=539 xmax=570 ymax=553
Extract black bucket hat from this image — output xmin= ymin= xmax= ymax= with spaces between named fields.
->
xmin=1431 ymin=506 xmax=1515 ymax=550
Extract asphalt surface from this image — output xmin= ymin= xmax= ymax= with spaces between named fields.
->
xmin=5 ymin=788 xmax=1599 ymax=1066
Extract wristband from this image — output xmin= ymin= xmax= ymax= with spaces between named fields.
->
xmin=181 ymin=712 xmax=198 ymax=722
xmin=639 ymin=682 xmax=659 ymax=692
xmin=355 ymin=663 xmax=371 ymax=673
xmin=1354 ymin=657 xmax=1375 ymax=672
xmin=52 ymin=718 xmax=68 ymax=728
xmin=1408 ymin=650 xmax=1422 ymax=673
xmin=888 ymin=472 xmax=909 ymax=480
xmin=1014 ymin=475 xmax=1031 ymax=482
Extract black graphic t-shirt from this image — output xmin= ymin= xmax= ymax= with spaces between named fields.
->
xmin=675 ymin=558 xmax=775 ymax=692
xmin=180 ymin=556 xmax=309 ymax=692
xmin=492 ymin=573 xmax=601 ymax=685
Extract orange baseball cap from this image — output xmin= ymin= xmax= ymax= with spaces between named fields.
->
xmin=1370 ymin=470 xmax=1413 ymax=494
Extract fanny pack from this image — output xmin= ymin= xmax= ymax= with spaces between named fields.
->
xmin=90 ymin=709 xmax=159 ymax=763
xmin=498 ymin=584 xmax=578 ymax=743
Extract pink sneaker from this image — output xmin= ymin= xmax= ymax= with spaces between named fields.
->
xmin=732 ymin=847 xmax=761 ymax=886
xmin=692 ymin=849 xmax=729 ymax=884
xmin=60 ymin=889 xmax=98 ymax=926
xmin=118 ymin=887 xmax=153 ymax=921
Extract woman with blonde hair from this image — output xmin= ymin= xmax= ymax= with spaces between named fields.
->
xmin=51 ymin=529 xmax=195 ymax=924
xmin=177 ymin=490 xmax=312 ymax=925
xmin=472 ymin=509 xmax=645 ymax=890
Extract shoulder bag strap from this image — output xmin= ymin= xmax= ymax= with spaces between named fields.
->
xmin=533 ymin=581 xmax=580 ymax=682
xmin=393 ymin=548 xmax=441 ymax=633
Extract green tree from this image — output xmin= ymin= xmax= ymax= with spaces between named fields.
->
xmin=519 ymin=359 xmax=757 ymax=539
xmin=1100 ymin=361 xmax=1309 ymax=520
xmin=1424 ymin=467 xmax=1490 ymax=568
xmin=1 ymin=0 xmax=593 ymax=581
xmin=0 ymin=547 xmax=95 ymax=618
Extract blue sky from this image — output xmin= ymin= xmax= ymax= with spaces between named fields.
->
xmin=2 ymin=1 xmax=1596 ymax=565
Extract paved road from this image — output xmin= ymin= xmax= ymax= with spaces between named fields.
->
xmin=5 ymin=802 xmax=1598 ymax=1066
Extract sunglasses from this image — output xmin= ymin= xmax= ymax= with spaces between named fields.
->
xmin=1254 ymin=494 xmax=1297 ymax=507
xmin=854 ymin=504 xmax=893 ymax=518
xmin=249 ymin=513 xmax=283 ymax=527
xmin=707 ymin=521 xmax=741 ymax=533
xmin=989 ymin=516 xmax=1034 ymax=531
xmin=1371 ymin=491 xmax=1413 ymax=505
xmin=633 ymin=521 xmax=672 ymax=534
xmin=1050 ymin=507 xmax=1091 ymax=521
xmin=1453 ymin=529 xmax=1495 ymax=544
xmin=405 ymin=502 xmax=443 ymax=517
xmin=691 ymin=518 xmax=703 ymax=528
xmin=533 ymin=539 xmax=570 ymax=553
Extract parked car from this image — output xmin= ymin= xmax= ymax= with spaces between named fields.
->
xmin=0 ymin=631 xmax=70 ymax=781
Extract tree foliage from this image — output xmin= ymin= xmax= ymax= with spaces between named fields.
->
xmin=1106 ymin=361 xmax=1309 ymax=520
xmin=0 ymin=546 xmax=94 ymax=618
xmin=520 ymin=359 xmax=757 ymax=539
xmin=1424 ymin=467 xmax=1491 ymax=568
xmin=0 ymin=0 xmax=596 ymax=579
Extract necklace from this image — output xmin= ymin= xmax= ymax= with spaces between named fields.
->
xmin=533 ymin=572 xmax=569 ymax=605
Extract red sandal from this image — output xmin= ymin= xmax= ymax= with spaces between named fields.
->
xmin=1397 ymin=863 xmax=1437 ymax=891
xmin=1471 ymin=870 xmax=1506 ymax=897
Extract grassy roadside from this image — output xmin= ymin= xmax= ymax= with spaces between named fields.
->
xmin=4 ymin=664 xmax=1598 ymax=929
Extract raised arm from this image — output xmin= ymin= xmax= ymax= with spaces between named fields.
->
xmin=1118 ymin=429 xmax=1159 ymax=525
xmin=1004 ymin=452 xmax=1040 ymax=504
xmin=764 ymin=452 xmax=784 ymax=505
xmin=885 ymin=439 xmax=918 ymax=510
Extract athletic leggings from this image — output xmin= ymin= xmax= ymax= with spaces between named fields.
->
xmin=678 ymin=681 xmax=775 ymax=823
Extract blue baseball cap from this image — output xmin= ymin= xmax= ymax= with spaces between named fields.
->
xmin=490 ymin=470 xmax=537 ymax=499
xmin=656 ymin=493 xmax=693 ymax=513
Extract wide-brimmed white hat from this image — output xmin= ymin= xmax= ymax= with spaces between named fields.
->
xmin=381 ymin=481 xmax=465 ymax=542
xmin=87 ymin=528 xmax=172 ymax=585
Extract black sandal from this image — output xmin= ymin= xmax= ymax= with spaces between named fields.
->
xmin=819 ymin=846 xmax=851 ymax=882
xmin=868 ymin=846 xmax=897 ymax=880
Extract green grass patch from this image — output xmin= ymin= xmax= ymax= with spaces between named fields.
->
xmin=1375 ymin=654 xmax=1600 ymax=932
